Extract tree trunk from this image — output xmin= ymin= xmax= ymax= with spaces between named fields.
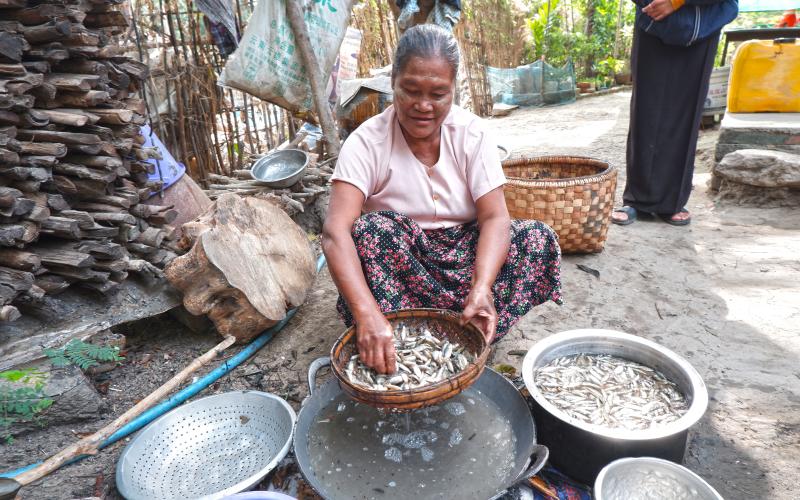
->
xmin=284 ymin=0 xmax=340 ymax=157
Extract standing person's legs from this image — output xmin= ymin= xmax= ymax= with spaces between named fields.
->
xmin=614 ymin=29 xmax=719 ymax=225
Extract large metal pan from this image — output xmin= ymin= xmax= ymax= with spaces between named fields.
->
xmin=294 ymin=358 xmax=548 ymax=500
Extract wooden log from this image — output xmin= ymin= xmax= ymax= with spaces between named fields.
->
xmin=91 ymin=258 xmax=126 ymax=273
xmin=17 ymin=220 xmax=39 ymax=244
xmin=72 ymin=201 xmax=123 ymax=213
xmin=127 ymin=241 xmax=156 ymax=255
xmin=51 ymin=175 xmax=78 ymax=195
xmin=165 ymin=194 xmax=316 ymax=342
xmin=66 ymin=143 xmax=102 ymax=155
xmin=6 ymin=5 xmax=86 ymax=25
xmin=0 ymin=32 xmax=26 ymax=63
xmin=69 ymin=177 xmax=108 ymax=197
xmin=116 ymin=222 xmax=139 ymax=242
xmin=24 ymin=204 xmax=49 ymax=222
xmin=45 ymin=194 xmax=69 ymax=211
xmin=50 ymin=90 xmax=109 ymax=107
xmin=84 ymin=108 xmax=132 ymax=125
xmin=89 ymin=195 xmax=129 ymax=209
xmin=16 ymin=129 xmax=101 ymax=145
xmin=88 ymin=211 xmax=135 ymax=225
xmin=0 ymin=197 xmax=34 ymax=217
xmin=0 ymin=265 xmax=34 ymax=304
xmin=19 ymin=155 xmax=57 ymax=168
xmin=40 ymin=216 xmax=80 ymax=239
xmin=34 ymin=273 xmax=72 ymax=294
xmin=45 ymin=73 xmax=100 ymax=92
xmin=10 ymin=179 xmax=41 ymax=193
xmin=63 ymin=155 xmax=121 ymax=169
xmin=48 ymin=107 xmax=100 ymax=124
xmin=0 ymin=110 xmax=20 ymax=125
xmin=0 ymin=94 xmax=34 ymax=110
xmin=0 ymin=187 xmax=23 ymax=207
xmin=32 ymin=245 xmax=95 ymax=268
xmin=20 ymin=20 xmax=71 ymax=44
xmin=58 ymin=210 xmax=94 ymax=229
xmin=0 ymin=148 xmax=20 ymax=165
xmin=0 ymin=63 xmax=25 ymax=77
xmin=0 ymin=248 xmax=41 ymax=271
xmin=22 ymin=61 xmax=50 ymax=73
xmin=80 ymin=223 xmax=117 ymax=238
xmin=0 ymin=166 xmax=50 ymax=183
xmin=74 ymin=240 xmax=125 ymax=260
xmin=52 ymin=162 xmax=116 ymax=183
xmin=0 ymin=224 xmax=24 ymax=246
xmin=25 ymin=45 xmax=69 ymax=63
xmin=45 ymin=264 xmax=108 ymax=282
xmin=83 ymin=11 xmax=129 ymax=28
xmin=135 ymin=227 xmax=164 ymax=248
xmin=31 ymin=108 xmax=88 ymax=127
xmin=0 ymin=304 xmax=21 ymax=322
xmin=17 ymin=141 xmax=67 ymax=157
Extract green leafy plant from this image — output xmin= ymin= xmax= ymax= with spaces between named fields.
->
xmin=0 ymin=369 xmax=53 ymax=443
xmin=44 ymin=339 xmax=124 ymax=371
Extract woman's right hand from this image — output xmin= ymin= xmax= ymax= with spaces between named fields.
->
xmin=355 ymin=309 xmax=397 ymax=375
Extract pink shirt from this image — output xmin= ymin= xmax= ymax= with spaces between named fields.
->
xmin=331 ymin=105 xmax=506 ymax=230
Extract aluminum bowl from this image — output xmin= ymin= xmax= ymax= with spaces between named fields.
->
xmin=595 ymin=457 xmax=723 ymax=500
xmin=116 ymin=391 xmax=295 ymax=500
xmin=250 ymin=149 xmax=309 ymax=188
xmin=521 ymin=329 xmax=708 ymax=484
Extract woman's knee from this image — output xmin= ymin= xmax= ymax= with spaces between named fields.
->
xmin=510 ymin=219 xmax=561 ymax=255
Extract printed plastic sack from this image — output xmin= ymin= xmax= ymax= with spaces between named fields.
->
xmin=219 ymin=0 xmax=354 ymax=115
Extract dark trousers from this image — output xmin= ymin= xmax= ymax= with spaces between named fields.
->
xmin=624 ymin=27 xmax=720 ymax=214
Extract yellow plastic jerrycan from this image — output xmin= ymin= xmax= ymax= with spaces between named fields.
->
xmin=727 ymin=37 xmax=800 ymax=113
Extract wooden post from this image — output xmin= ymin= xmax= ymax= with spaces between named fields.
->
xmin=284 ymin=0 xmax=340 ymax=157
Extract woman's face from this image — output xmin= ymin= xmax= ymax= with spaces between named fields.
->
xmin=392 ymin=55 xmax=454 ymax=141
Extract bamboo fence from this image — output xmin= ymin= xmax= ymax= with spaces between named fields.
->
xmin=127 ymin=0 xmax=298 ymax=185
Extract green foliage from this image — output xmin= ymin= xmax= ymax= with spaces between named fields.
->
xmin=0 ymin=369 xmax=53 ymax=443
xmin=44 ymin=339 xmax=124 ymax=371
xmin=524 ymin=0 xmax=636 ymax=80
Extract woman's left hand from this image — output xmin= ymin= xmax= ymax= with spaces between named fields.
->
xmin=460 ymin=285 xmax=497 ymax=344
xmin=642 ymin=0 xmax=676 ymax=21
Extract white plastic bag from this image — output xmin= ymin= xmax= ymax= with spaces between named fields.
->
xmin=219 ymin=0 xmax=353 ymax=115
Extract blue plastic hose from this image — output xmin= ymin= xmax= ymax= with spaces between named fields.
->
xmin=1 ymin=255 xmax=327 ymax=479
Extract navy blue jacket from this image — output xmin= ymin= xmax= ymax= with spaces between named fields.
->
xmin=633 ymin=0 xmax=738 ymax=46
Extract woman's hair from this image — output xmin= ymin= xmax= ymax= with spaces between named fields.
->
xmin=392 ymin=24 xmax=459 ymax=81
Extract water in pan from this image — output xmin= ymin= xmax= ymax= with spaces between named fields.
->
xmin=307 ymin=389 xmax=517 ymax=500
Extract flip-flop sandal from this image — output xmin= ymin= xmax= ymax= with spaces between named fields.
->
xmin=611 ymin=206 xmax=637 ymax=226
xmin=659 ymin=208 xmax=691 ymax=226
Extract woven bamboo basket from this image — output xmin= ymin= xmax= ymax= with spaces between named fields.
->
xmin=330 ymin=309 xmax=490 ymax=411
xmin=502 ymin=155 xmax=617 ymax=254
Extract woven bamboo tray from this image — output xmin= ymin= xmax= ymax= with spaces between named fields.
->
xmin=330 ymin=309 xmax=490 ymax=411
xmin=502 ymin=155 xmax=617 ymax=254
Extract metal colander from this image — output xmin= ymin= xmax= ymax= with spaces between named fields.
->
xmin=116 ymin=391 xmax=295 ymax=500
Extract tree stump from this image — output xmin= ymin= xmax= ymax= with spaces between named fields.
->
xmin=165 ymin=194 xmax=316 ymax=342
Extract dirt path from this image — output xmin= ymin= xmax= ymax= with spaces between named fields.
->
xmin=3 ymin=92 xmax=798 ymax=499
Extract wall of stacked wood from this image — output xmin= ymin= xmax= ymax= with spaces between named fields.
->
xmin=0 ymin=0 xmax=179 ymax=322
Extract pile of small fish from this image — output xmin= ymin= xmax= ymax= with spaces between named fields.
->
xmin=534 ymin=354 xmax=689 ymax=431
xmin=345 ymin=323 xmax=473 ymax=391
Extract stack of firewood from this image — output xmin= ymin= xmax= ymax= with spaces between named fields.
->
xmin=0 ymin=0 xmax=179 ymax=321
xmin=203 ymin=157 xmax=334 ymax=217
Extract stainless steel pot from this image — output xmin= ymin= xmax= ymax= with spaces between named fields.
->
xmin=595 ymin=457 xmax=723 ymax=500
xmin=294 ymin=358 xmax=549 ymax=500
xmin=521 ymin=329 xmax=708 ymax=485
xmin=250 ymin=149 xmax=309 ymax=188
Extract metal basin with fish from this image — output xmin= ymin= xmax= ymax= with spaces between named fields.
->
xmin=294 ymin=358 xmax=548 ymax=500
xmin=521 ymin=329 xmax=708 ymax=484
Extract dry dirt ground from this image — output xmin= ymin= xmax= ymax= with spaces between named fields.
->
xmin=2 ymin=92 xmax=799 ymax=499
